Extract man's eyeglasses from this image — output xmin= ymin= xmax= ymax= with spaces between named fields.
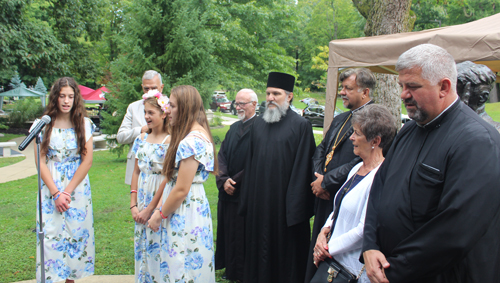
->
xmin=143 ymin=87 xmax=158 ymax=92
xmin=234 ymin=101 xmax=253 ymax=107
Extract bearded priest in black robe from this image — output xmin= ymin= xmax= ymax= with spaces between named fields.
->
xmin=215 ymin=89 xmax=259 ymax=281
xmin=239 ymin=72 xmax=316 ymax=283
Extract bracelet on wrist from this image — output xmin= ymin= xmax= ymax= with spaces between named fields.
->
xmin=62 ymin=191 xmax=71 ymax=197
xmin=52 ymin=191 xmax=60 ymax=197
xmin=53 ymin=193 xmax=61 ymax=201
xmin=130 ymin=190 xmax=138 ymax=194
xmin=130 ymin=204 xmax=137 ymax=210
xmin=159 ymin=210 xmax=168 ymax=219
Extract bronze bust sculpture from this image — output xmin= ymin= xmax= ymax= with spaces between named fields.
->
xmin=456 ymin=61 xmax=500 ymax=132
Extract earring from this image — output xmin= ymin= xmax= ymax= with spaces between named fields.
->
xmin=372 ymin=146 xmax=374 ymax=149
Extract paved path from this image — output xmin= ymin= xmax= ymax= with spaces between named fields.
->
xmin=14 ymin=275 xmax=134 ymax=283
xmin=0 ymin=136 xmax=37 ymax=184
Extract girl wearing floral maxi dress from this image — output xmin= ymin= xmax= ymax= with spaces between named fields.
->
xmin=130 ymin=91 xmax=170 ymax=283
xmin=33 ymin=77 xmax=95 ymax=283
xmin=149 ymin=85 xmax=218 ymax=283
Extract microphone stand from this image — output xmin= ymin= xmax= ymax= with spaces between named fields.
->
xmin=36 ymin=134 xmax=46 ymax=283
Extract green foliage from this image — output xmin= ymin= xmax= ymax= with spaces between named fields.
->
xmin=294 ymin=0 xmax=365 ymax=90
xmin=412 ymin=0 xmax=500 ymax=30
xmin=34 ymin=77 xmax=47 ymax=94
xmin=0 ymin=0 xmax=69 ymax=85
xmin=8 ymin=71 xmax=23 ymax=89
xmin=101 ymin=0 xmax=300 ymax=150
xmin=210 ymin=112 xmax=223 ymax=128
xmin=8 ymin=97 xmax=44 ymax=128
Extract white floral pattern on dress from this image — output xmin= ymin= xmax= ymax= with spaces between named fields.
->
xmin=34 ymin=117 xmax=95 ymax=283
xmin=131 ymin=133 xmax=169 ymax=283
xmin=159 ymin=132 xmax=215 ymax=283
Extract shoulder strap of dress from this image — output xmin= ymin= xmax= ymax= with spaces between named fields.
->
xmin=142 ymin=133 xmax=148 ymax=141
xmin=186 ymin=131 xmax=211 ymax=143
xmin=161 ymin=134 xmax=170 ymax=144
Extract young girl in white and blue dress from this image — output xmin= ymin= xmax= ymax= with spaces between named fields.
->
xmin=33 ymin=77 xmax=95 ymax=283
xmin=148 ymin=85 xmax=218 ymax=283
xmin=130 ymin=90 xmax=170 ymax=282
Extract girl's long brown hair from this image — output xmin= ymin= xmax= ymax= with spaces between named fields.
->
xmin=41 ymin=77 xmax=87 ymax=156
xmin=161 ymin=85 xmax=218 ymax=180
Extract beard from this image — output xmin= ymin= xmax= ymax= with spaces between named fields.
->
xmin=404 ymin=98 xmax=429 ymax=123
xmin=262 ymin=100 xmax=289 ymax=123
xmin=237 ymin=110 xmax=246 ymax=120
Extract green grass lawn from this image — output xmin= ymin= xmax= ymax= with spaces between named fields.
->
xmin=0 ymin=134 xmax=25 ymax=143
xmin=0 ymin=134 xmax=26 ymax=168
xmin=0 ymin=127 xmax=233 ymax=283
xmin=485 ymin=102 xmax=500 ymax=122
xmin=0 ymin=156 xmax=26 ymax=168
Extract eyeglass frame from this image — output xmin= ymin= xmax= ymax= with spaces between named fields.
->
xmin=234 ymin=101 xmax=255 ymax=107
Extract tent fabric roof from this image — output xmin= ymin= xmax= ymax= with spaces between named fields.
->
xmin=78 ymin=85 xmax=95 ymax=96
xmin=324 ymin=13 xmax=500 ymax=131
xmin=83 ymin=86 xmax=109 ymax=104
xmin=0 ymin=86 xmax=44 ymax=97
xmin=329 ymin=12 xmax=500 ymax=75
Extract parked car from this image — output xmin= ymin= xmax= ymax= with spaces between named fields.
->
xmin=303 ymin=104 xmax=343 ymax=127
xmin=300 ymin=98 xmax=319 ymax=106
xmin=210 ymin=94 xmax=232 ymax=112
xmin=290 ymin=104 xmax=303 ymax=116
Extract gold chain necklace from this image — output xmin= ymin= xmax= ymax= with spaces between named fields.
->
xmin=324 ymin=113 xmax=352 ymax=172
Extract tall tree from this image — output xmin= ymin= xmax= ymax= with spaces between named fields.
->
xmin=101 ymin=0 xmax=300 ymax=146
xmin=9 ymin=71 xmax=23 ymax=89
xmin=0 ymin=0 xmax=68 ymax=85
xmin=296 ymin=0 xmax=365 ymax=91
xmin=34 ymin=77 xmax=47 ymax=93
xmin=352 ymin=0 xmax=415 ymax=127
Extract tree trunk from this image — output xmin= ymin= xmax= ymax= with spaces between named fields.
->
xmin=352 ymin=0 xmax=415 ymax=128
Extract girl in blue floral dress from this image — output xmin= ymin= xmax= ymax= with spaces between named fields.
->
xmin=130 ymin=91 xmax=170 ymax=283
xmin=33 ymin=77 xmax=95 ymax=283
xmin=149 ymin=85 xmax=218 ymax=283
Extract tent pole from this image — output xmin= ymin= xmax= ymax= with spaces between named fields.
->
xmin=324 ymin=67 xmax=339 ymax=135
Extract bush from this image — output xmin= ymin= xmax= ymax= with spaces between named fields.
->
xmin=9 ymin=98 xmax=45 ymax=128
xmin=209 ymin=113 xmax=223 ymax=128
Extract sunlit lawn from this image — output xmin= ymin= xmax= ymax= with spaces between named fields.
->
xmin=0 ymin=127 xmax=235 ymax=283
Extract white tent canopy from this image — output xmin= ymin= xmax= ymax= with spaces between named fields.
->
xmin=324 ymin=13 xmax=500 ymax=130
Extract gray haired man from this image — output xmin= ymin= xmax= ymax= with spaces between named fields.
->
xmin=117 ymin=70 xmax=164 ymax=185
xmin=362 ymin=44 xmax=500 ymax=283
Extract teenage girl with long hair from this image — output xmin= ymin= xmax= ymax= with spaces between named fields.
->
xmin=33 ymin=77 xmax=95 ymax=283
xmin=148 ymin=85 xmax=218 ymax=282
xmin=130 ymin=91 xmax=170 ymax=282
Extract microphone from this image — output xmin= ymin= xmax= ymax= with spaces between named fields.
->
xmin=18 ymin=115 xmax=51 ymax=151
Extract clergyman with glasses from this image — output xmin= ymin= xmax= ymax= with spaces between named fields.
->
xmin=215 ymin=88 xmax=259 ymax=281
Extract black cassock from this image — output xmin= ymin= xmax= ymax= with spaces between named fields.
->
xmin=363 ymin=100 xmax=500 ymax=282
xmin=215 ymin=115 xmax=256 ymax=281
xmin=239 ymin=108 xmax=316 ymax=283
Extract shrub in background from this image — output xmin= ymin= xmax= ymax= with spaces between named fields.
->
xmin=9 ymin=98 xmax=44 ymax=128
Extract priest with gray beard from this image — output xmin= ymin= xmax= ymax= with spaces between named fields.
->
xmin=239 ymin=72 xmax=316 ymax=283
